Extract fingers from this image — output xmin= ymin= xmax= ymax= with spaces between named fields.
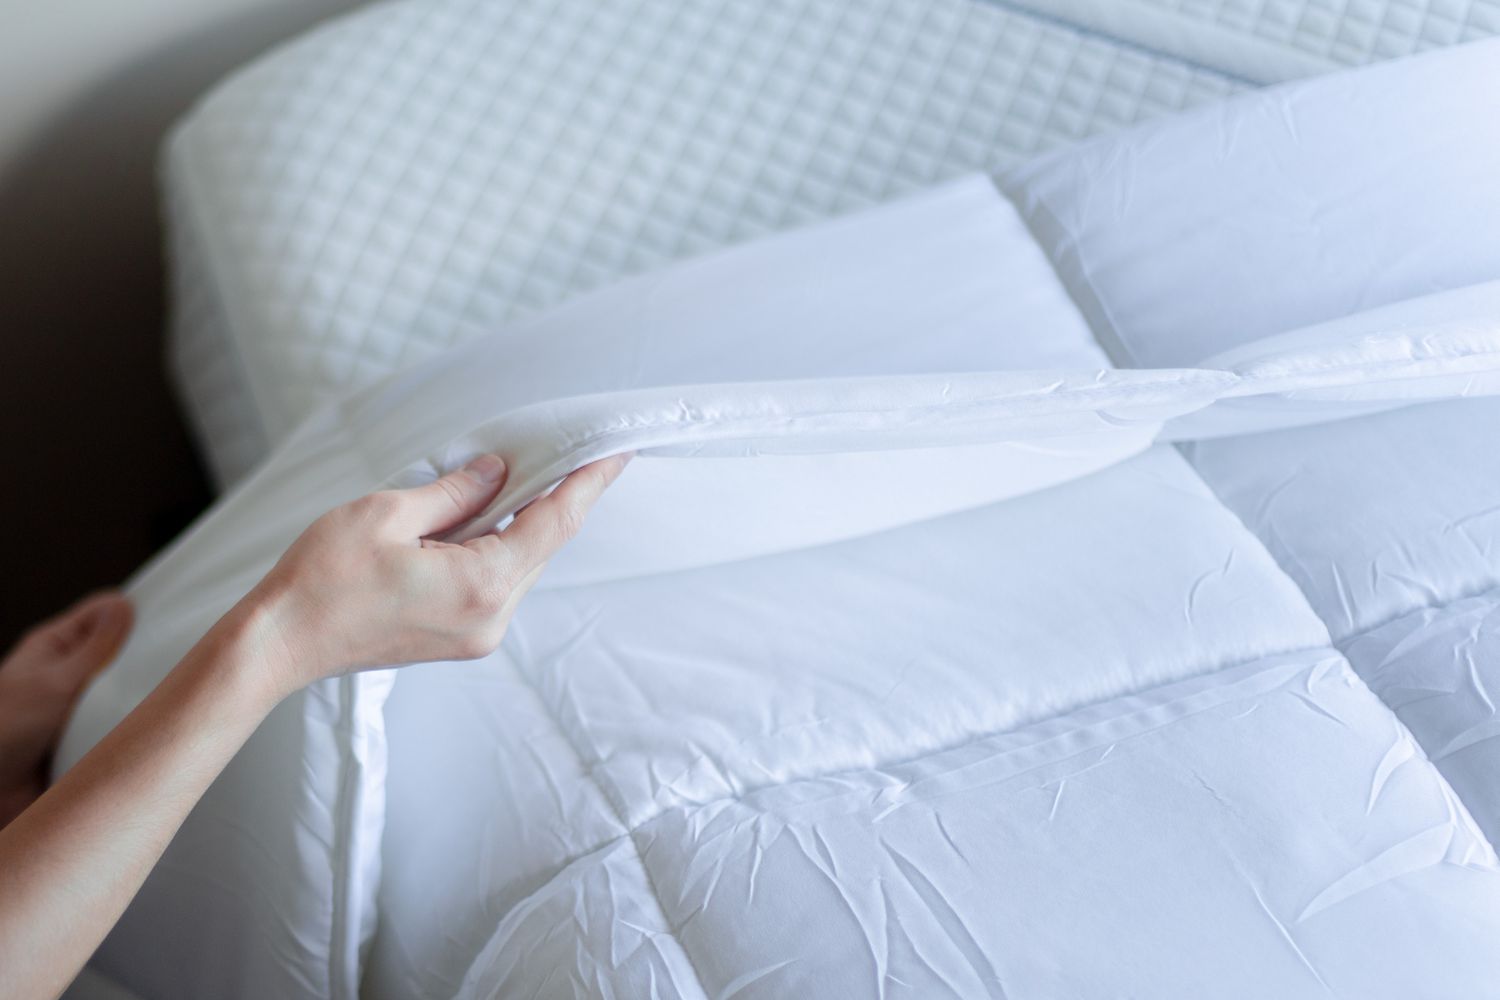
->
xmin=484 ymin=453 xmax=631 ymax=575
xmin=7 ymin=592 xmax=132 ymax=690
xmin=22 ymin=592 xmax=131 ymax=660
xmin=394 ymin=454 xmax=509 ymax=537
xmin=71 ymin=594 xmax=134 ymax=674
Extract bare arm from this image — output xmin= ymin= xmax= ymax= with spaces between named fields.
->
xmin=0 ymin=452 xmax=629 ymax=1000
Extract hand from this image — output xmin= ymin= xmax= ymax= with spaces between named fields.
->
xmin=241 ymin=452 xmax=630 ymax=698
xmin=0 ymin=593 xmax=133 ymax=829
xmin=0 ymin=454 xmax=623 ymax=999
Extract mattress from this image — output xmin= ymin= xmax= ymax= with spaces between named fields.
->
xmin=161 ymin=0 xmax=1500 ymax=485
xmin=162 ymin=0 xmax=1500 ymax=487
xmin=60 ymin=37 xmax=1500 ymax=998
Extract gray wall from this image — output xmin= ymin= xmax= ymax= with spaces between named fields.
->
xmin=0 ymin=0 xmax=365 ymax=647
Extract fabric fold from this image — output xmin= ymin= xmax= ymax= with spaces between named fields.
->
xmin=367 ymin=277 xmax=1500 ymax=587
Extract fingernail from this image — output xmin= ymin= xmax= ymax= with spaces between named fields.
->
xmin=465 ymin=454 xmax=505 ymax=483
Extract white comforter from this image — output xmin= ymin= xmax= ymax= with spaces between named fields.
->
xmin=60 ymin=40 xmax=1500 ymax=999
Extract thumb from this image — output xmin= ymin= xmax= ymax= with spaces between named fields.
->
xmin=71 ymin=593 xmax=134 ymax=681
xmin=397 ymin=454 xmax=508 ymax=537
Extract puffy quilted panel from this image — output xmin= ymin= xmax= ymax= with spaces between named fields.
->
xmin=1182 ymin=399 xmax=1500 ymax=640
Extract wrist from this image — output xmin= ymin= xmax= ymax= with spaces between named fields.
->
xmin=197 ymin=588 xmax=307 ymax=710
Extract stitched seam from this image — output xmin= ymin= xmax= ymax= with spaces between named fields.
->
xmin=327 ymin=675 xmax=364 ymax=1000
xmin=164 ymin=128 xmax=276 ymax=475
xmin=1226 ymin=346 xmax=1500 ymax=385
xmin=1183 ymin=430 xmax=1500 ymax=862
xmin=977 ymin=0 xmax=1259 ymax=84
xmin=1334 ymin=578 xmax=1500 ymax=648
xmin=455 ymin=344 xmax=1500 ymax=461
xmin=1169 ymin=446 xmax=1500 ymax=859
xmin=492 ymin=634 xmax=1339 ymax=909
xmin=1003 ymin=164 xmax=1500 ymax=661
xmin=620 ymin=637 xmax=1341 ymax=819
xmin=997 ymin=178 xmax=1141 ymax=370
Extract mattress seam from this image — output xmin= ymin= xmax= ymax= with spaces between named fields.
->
xmin=164 ymin=126 xmax=279 ymax=473
xmin=1331 ymin=579 xmax=1500 ymax=862
xmin=1332 ymin=577 xmax=1500 ymax=649
xmin=978 ymin=0 xmax=1258 ymax=85
xmin=303 ymin=418 xmax=393 ymax=1000
xmin=1171 ymin=433 xmax=1500 ymax=856
xmin=618 ymin=636 xmax=1340 ymax=819
xmin=996 ymin=179 xmax=1142 ymax=370
xmin=491 ymin=634 xmax=1342 ymax=911
xmin=327 ymin=674 xmax=363 ymax=1000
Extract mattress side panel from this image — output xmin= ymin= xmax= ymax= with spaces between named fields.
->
xmin=162 ymin=141 xmax=272 ymax=488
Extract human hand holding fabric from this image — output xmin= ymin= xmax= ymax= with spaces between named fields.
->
xmin=243 ymin=451 xmax=630 ymax=697
xmin=0 ymin=452 xmax=628 ymax=1000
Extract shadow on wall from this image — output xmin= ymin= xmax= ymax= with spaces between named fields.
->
xmin=0 ymin=1 xmax=364 ymax=649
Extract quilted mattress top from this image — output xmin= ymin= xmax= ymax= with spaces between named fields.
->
xmin=163 ymin=0 xmax=1500 ymax=486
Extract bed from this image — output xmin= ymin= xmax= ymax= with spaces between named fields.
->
xmin=51 ymin=3 xmax=1500 ymax=998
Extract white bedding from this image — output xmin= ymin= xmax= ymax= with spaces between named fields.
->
xmin=56 ymin=37 xmax=1500 ymax=998
xmin=164 ymin=0 xmax=1500 ymax=488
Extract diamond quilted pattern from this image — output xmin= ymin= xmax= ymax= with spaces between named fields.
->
xmin=168 ymin=0 xmax=1242 ymax=482
xmin=1140 ymin=0 xmax=1500 ymax=62
xmin=167 ymin=0 xmax=1499 ymax=485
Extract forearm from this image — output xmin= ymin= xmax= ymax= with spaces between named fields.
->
xmin=0 ymin=602 xmax=287 ymax=1000
xmin=0 ymin=452 xmax=624 ymax=999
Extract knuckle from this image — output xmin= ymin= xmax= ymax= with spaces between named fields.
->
xmin=553 ymin=499 xmax=587 ymax=541
xmin=454 ymin=625 xmax=504 ymax=660
xmin=348 ymin=491 xmax=402 ymax=525
xmin=465 ymin=534 xmax=502 ymax=559
xmin=460 ymin=567 xmax=509 ymax=618
xmin=434 ymin=475 xmax=468 ymax=511
xmin=15 ymin=623 xmax=51 ymax=653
